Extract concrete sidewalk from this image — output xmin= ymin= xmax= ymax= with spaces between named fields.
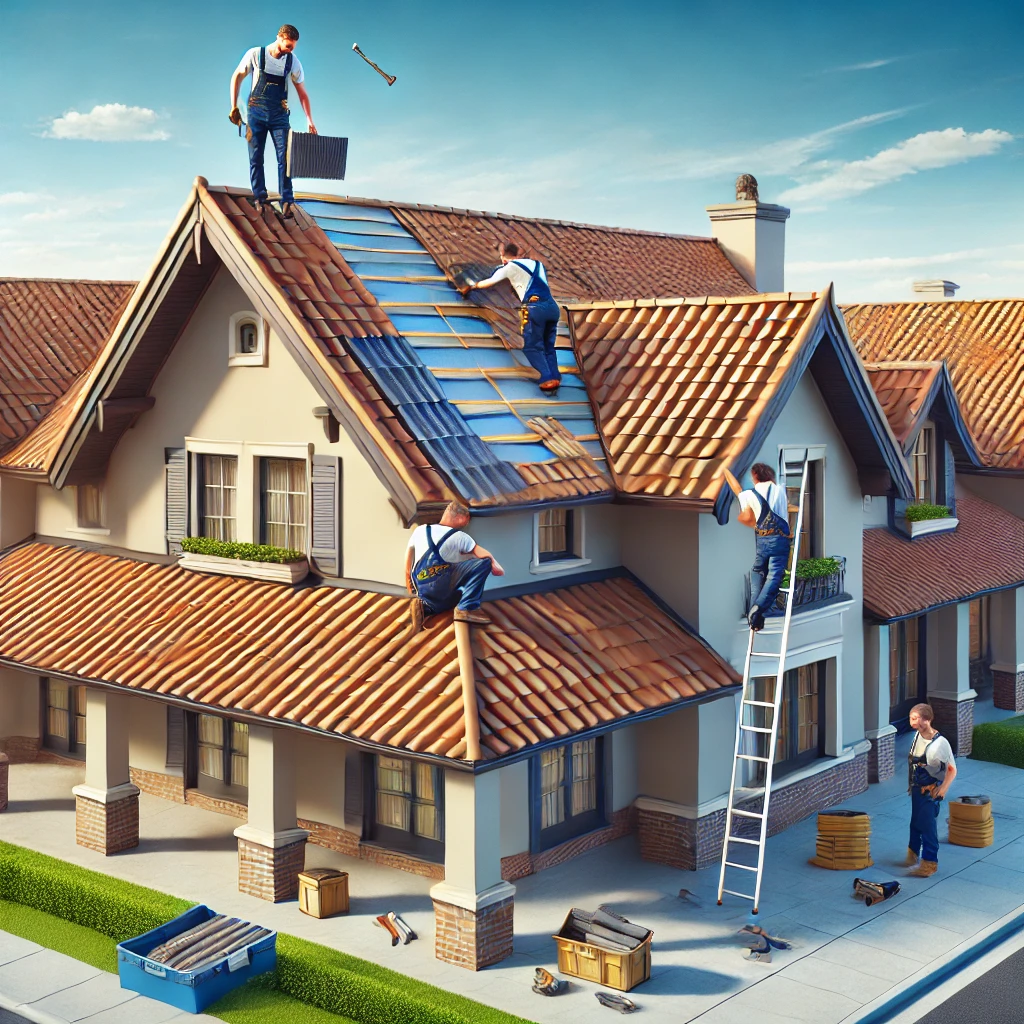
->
xmin=0 ymin=931 xmax=219 ymax=1024
xmin=0 ymin=727 xmax=1022 ymax=1024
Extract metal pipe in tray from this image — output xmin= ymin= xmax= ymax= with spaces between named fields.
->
xmin=147 ymin=915 xmax=231 ymax=963
xmin=167 ymin=919 xmax=254 ymax=970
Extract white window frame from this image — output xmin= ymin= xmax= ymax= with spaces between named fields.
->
xmin=228 ymin=310 xmax=267 ymax=368
xmin=68 ymin=483 xmax=110 ymax=537
xmin=910 ymin=422 xmax=936 ymax=504
xmin=779 ymin=445 xmax=826 ymax=559
xmin=529 ymin=506 xmax=591 ymax=575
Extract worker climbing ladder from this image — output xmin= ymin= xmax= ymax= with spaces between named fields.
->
xmin=717 ymin=451 xmax=811 ymax=914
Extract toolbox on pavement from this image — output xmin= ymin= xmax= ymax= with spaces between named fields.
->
xmin=298 ymin=867 xmax=350 ymax=918
xmin=117 ymin=904 xmax=276 ymax=1013
xmin=553 ymin=907 xmax=652 ymax=992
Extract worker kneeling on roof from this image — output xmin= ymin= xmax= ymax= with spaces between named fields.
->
xmin=405 ymin=501 xmax=505 ymax=631
xmin=463 ymin=242 xmax=562 ymax=392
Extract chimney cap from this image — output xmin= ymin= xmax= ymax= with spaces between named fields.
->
xmin=735 ymin=174 xmax=759 ymax=202
xmin=913 ymin=280 xmax=960 ymax=299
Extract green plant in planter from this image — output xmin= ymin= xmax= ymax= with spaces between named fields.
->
xmin=905 ymin=503 xmax=952 ymax=522
xmin=180 ymin=537 xmax=306 ymax=563
xmin=782 ymin=556 xmax=844 ymax=590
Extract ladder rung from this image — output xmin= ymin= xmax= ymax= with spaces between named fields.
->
xmin=740 ymin=725 xmax=772 ymax=734
xmin=743 ymin=700 xmax=775 ymax=708
xmin=779 ymin=587 xmax=791 ymax=593
xmin=750 ymin=650 xmax=781 ymax=658
xmin=727 ymin=836 xmax=761 ymax=846
xmin=732 ymin=809 xmax=765 ymax=819
xmin=737 ymin=754 xmax=771 ymax=762
xmin=725 ymin=861 xmax=758 ymax=872
xmin=721 ymin=888 xmax=755 ymax=901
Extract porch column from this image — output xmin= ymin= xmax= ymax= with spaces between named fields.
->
xmin=991 ymin=586 xmax=1024 ymax=712
xmin=72 ymin=689 xmax=140 ymax=854
xmin=430 ymin=769 xmax=515 ymax=970
xmin=864 ymin=624 xmax=896 ymax=782
xmin=233 ymin=725 xmax=308 ymax=902
xmin=926 ymin=603 xmax=975 ymax=755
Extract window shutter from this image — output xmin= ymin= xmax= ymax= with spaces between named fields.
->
xmin=165 ymin=448 xmax=188 ymax=554
xmin=943 ymin=441 xmax=956 ymax=517
xmin=166 ymin=706 xmax=185 ymax=768
xmin=344 ymin=751 xmax=364 ymax=832
xmin=310 ymin=454 xmax=342 ymax=577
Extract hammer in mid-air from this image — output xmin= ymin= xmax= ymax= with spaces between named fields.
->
xmin=353 ymin=44 xmax=396 ymax=86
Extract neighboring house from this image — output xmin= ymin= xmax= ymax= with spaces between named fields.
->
xmin=844 ymin=302 xmax=1024 ymax=780
xmin=0 ymin=178 xmax=920 ymax=972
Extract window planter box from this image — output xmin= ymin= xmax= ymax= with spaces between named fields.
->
xmin=769 ymin=556 xmax=847 ymax=612
xmin=904 ymin=516 xmax=958 ymax=538
xmin=179 ymin=551 xmax=309 ymax=584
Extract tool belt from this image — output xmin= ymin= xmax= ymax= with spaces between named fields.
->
xmin=754 ymin=525 xmax=792 ymax=537
xmin=518 ymin=294 xmax=540 ymax=334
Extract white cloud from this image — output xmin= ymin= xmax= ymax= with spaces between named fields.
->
xmin=0 ymin=191 xmax=52 ymax=206
xmin=790 ymin=243 xmax=1024 ymax=273
xmin=779 ymin=128 xmax=1013 ymax=204
xmin=46 ymin=103 xmax=169 ymax=142
xmin=834 ymin=58 xmax=900 ymax=72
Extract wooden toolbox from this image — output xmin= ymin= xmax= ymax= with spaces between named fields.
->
xmin=552 ymin=908 xmax=651 ymax=992
xmin=297 ymin=868 xmax=349 ymax=918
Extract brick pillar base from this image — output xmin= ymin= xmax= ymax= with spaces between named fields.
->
xmin=993 ymin=670 xmax=1024 ymax=712
xmin=0 ymin=753 xmax=8 ymax=812
xmin=235 ymin=827 xmax=308 ymax=902
xmin=867 ymin=732 xmax=897 ymax=783
xmin=930 ymin=696 xmax=974 ymax=756
xmin=72 ymin=784 xmax=140 ymax=854
xmin=430 ymin=882 xmax=516 ymax=970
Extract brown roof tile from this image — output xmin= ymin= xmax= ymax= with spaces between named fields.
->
xmin=863 ymin=494 xmax=1024 ymax=620
xmin=0 ymin=369 xmax=92 ymax=473
xmin=0 ymin=279 xmax=133 ymax=454
xmin=863 ymin=362 xmax=942 ymax=447
xmin=843 ymin=300 xmax=1024 ymax=469
xmin=0 ymin=543 xmax=737 ymax=761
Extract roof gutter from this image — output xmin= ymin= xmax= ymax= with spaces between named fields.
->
xmin=866 ymin=577 xmax=1024 ymax=625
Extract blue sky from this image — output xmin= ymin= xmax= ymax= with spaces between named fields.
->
xmin=5 ymin=0 xmax=1022 ymax=300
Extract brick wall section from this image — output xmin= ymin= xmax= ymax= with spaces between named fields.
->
xmin=237 ymin=837 xmax=306 ymax=902
xmin=639 ymin=753 xmax=870 ymax=871
xmin=500 ymin=806 xmax=637 ymax=882
xmin=75 ymin=792 xmax=139 ymax=855
xmin=0 ymin=753 xmax=8 ymax=812
xmin=433 ymin=896 xmax=514 ymax=970
xmin=993 ymin=670 xmax=1024 ymax=712
xmin=185 ymin=789 xmax=247 ymax=818
xmin=0 ymin=737 xmax=41 ymax=763
xmin=130 ymin=767 xmax=186 ymax=803
xmin=931 ymin=697 xmax=974 ymax=756
xmin=298 ymin=818 xmax=445 ymax=880
xmin=868 ymin=733 xmax=896 ymax=784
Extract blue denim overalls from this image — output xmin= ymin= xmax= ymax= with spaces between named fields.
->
xmin=512 ymin=259 xmax=561 ymax=387
xmin=247 ymin=47 xmax=294 ymax=205
xmin=749 ymin=486 xmax=793 ymax=623
xmin=908 ymin=733 xmax=945 ymax=862
xmin=412 ymin=526 xmax=491 ymax=615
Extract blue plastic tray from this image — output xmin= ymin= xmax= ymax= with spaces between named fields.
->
xmin=117 ymin=904 xmax=276 ymax=1014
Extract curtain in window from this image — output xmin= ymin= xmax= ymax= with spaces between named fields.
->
xmin=540 ymin=747 xmax=566 ymax=828
xmin=539 ymin=509 xmax=570 ymax=558
xmin=201 ymin=456 xmax=237 ymax=541
xmin=263 ymin=459 xmax=307 ymax=550
xmin=230 ymin=722 xmax=249 ymax=788
xmin=46 ymin=681 xmax=70 ymax=741
xmin=413 ymin=762 xmax=439 ymax=839
xmin=197 ymin=715 xmax=225 ymax=780
xmin=376 ymin=756 xmax=412 ymax=831
xmin=570 ymin=740 xmax=597 ymax=815
xmin=77 ymin=485 xmax=104 ymax=529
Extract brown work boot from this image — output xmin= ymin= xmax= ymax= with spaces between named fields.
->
xmin=901 ymin=847 xmax=919 ymax=867
xmin=409 ymin=598 xmax=425 ymax=633
xmin=907 ymin=859 xmax=938 ymax=877
xmin=453 ymin=607 xmax=490 ymax=625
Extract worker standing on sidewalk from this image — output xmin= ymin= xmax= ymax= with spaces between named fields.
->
xmin=905 ymin=703 xmax=957 ymax=877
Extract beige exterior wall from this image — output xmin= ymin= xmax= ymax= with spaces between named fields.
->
xmin=634 ymin=706 xmax=700 ymax=807
xmin=295 ymin=734 xmax=348 ymax=830
xmin=498 ymin=760 xmax=530 ymax=858
xmin=620 ymin=507 xmax=700 ymax=626
xmin=128 ymin=693 xmax=171 ymax=775
xmin=0 ymin=667 xmax=39 ymax=737
xmin=0 ymin=476 xmax=37 ymax=549
xmin=960 ymin=475 xmax=1024 ymax=519
xmin=609 ymin=724 xmax=639 ymax=811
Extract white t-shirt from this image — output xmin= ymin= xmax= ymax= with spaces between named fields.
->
xmin=408 ymin=525 xmax=477 ymax=565
xmin=738 ymin=481 xmax=788 ymax=520
xmin=911 ymin=731 xmax=955 ymax=780
xmin=474 ymin=259 xmax=547 ymax=300
xmin=235 ymin=46 xmax=305 ymax=99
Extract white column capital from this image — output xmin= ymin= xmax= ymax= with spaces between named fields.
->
xmin=430 ymin=880 xmax=516 ymax=913
xmin=233 ymin=824 xmax=309 ymax=849
xmin=72 ymin=783 xmax=140 ymax=804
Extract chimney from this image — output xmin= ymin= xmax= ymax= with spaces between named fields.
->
xmin=706 ymin=174 xmax=791 ymax=294
xmin=912 ymin=280 xmax=960 ymax=300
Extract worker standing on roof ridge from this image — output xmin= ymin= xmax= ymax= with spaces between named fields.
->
xmin=229 ymin=24 xmax=317 ymax=218
xmin=462 ymin=242 xmax=562 ymax=392
xmin=725 ymin=463 xmax=792 ymax=632
xmin=405 ymin=501 xmax=505 ymax=632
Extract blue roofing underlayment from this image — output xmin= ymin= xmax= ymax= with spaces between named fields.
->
xmin=298 ymin=200 xmax=607 ymax=502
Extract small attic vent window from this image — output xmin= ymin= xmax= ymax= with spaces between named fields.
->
xmin=228 ymin=311 xmax=267 ymax=367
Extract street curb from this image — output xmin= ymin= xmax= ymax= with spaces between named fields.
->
xmin=841 ymin=902 xmax=1024 ymax=1024
xmin=0 ymin=989 xmax=72 ymax=1024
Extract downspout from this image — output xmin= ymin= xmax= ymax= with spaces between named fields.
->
xmin=454 ymin=620 xmax=483 ymax=761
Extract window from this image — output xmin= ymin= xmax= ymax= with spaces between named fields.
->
xmin=539 ymin=509 xmax=575 ymax=562
xmin=911 ymin=427 xmax=934 ymax=504
xmin=199 ymin=455 xmax=237 ymax=541
xmin=228 ymin=311 xmax=266 ymax=367
xmin=260 ymin=458 xmax=307 ymax=550
xmin=370 ymin=755 xmax=443 ymax=859
xmin=889 ymin=617 xmax=925 ymax=726
xmin=786 ymin=460 xmax=823 ymax=560
xmin=533 ymin=737 xmax=604 ymax=850
xmin=76 ymin=484 xmax=104 ymax=529
xmin=196 ymin=714 xmax=248 ymax=791
xmin=238 ymin=322 xmax=258 ymax=354
xmin=752 ymin=663 xmax=825 ymax=774
xmin=969 ymin=597 xmax=990 ymax=663
xmin=43 ymin=680 xmax=86 ymax=758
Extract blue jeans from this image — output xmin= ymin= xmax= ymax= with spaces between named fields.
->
xmin=247 ymin=101 xmax=292 ymax=203
xmin=909 ymin=787 xmax=941 ymax=862
xmin=522 ymin=298 xmax=561 ymax=385
xmin=751 ymin=533 xmax=791 ymax=615
xmin=415 ymin=557 xmax=491 ymax=614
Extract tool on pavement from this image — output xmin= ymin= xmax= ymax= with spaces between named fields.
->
xmin=532 ymin=967 xmax=568 ymax=996
xmin=717 ymin=451 xmax=811 ymax=914
xmin=388 ymin=911 xmax=415 ymax=944
xmin=595 ymin=991 xmax=638 ymax=1013
xmin=738 ymin=924 xmax=792 ymax=950
xmin=677 ymin=888 xmax=702 ymax=906
xmin=374 ymin=914 xmax=401 ymax=945
xmin=853 ymin=877 xmax=901 ymax=906
xmin=353 ymin=43 xmax=396 ymax=85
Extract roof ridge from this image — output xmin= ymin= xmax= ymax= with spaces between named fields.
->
xmin=566 ymin=290 xmax=822 ymax=311
xmin=0 ymin=277 xmax=137 ymax=285
xmin=842 ymin=298 xmax=1024 ymax=309
xmin=863 ymin=360 xmax=945 ymax=370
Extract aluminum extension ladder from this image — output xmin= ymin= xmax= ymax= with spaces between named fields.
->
xmin=717 ymin=450 xmax=811 ymax=914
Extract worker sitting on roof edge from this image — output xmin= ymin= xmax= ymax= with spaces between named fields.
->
xmin=725 ymin=463 xmax=793 ymax=632
xmin=461 ymin=242 xmax=563 ymax=392
xmin=229 ymin=24 xmax=317 ymax=218
xmin=405 ymin=501 xmax=505 ymax=631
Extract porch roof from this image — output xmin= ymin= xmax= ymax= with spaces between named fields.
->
xmin=0 ymin=542 xmax=739 ymax=766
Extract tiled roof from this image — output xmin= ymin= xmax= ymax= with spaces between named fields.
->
xmin=863 ymin=494 xmax=1024 ymax=620
xmin=863 ymin=362 xmax=943 ymax=448
xmin=0 ymin=278 xmax=133 ymax=454
xmin=566 ymin=292 xmax=827 ymax=505
xmin=0 ymin=543 xmax=737 ymax=762
xmin=843 ymin=300 xmax=1024 ymax=469
xmin=0 ymin=370 xmax=92 ymax=473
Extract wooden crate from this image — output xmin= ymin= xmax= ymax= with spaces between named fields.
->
xmin=297 ymin=869 xmax=349 ymax=918
xmin=552 ymin=909 xmax=651 ymax=992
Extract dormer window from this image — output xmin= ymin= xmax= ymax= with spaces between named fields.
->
xmin=228 ymin=311 xmax=267 ymax=367
xmin=911 ymin=426 xmax=934 ymax=503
